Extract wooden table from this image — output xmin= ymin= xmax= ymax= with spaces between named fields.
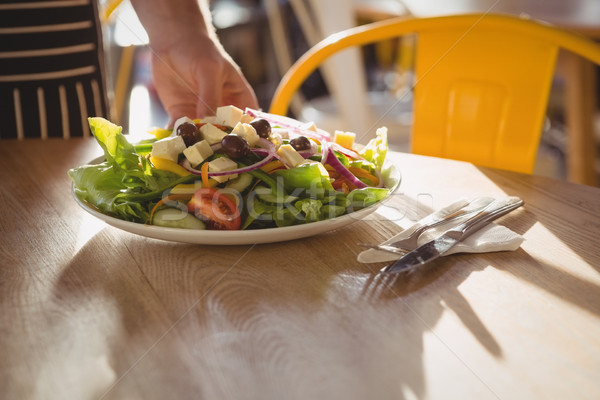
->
xmin=2 ymin=138 xmax=600 ymax=399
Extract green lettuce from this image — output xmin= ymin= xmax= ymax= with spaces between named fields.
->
xmin=68 ymin=117 xmax=189 ymax=222
xmin=347 ymin=187 xmax=390 ymax=211
xmin=359 ymin=127 xmax=388 ymax=170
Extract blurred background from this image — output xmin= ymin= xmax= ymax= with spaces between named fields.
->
xmin=101 ymin=0 xmax=600 ymax=183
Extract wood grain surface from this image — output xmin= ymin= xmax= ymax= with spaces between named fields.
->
xmin=1 ymin=138 xmax=599 ymax=400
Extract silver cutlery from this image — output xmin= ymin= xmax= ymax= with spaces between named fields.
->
xmin=380 ymin=196 xmax=524 ymax=274
xmin=359 ymin=197 xmax=492 ymax=254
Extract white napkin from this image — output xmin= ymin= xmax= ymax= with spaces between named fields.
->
xmin=357 ymin=197 xmax=524 ymax=263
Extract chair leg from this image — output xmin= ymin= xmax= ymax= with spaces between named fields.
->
xmin=563 ymin=52 xmax=598 ymax=186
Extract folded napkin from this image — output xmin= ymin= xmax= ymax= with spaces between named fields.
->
xmin=358 ymin=197 xmax=524 ymax=264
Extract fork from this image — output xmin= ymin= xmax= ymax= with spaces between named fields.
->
xmin=358 ymin=199 xmax=489 ymax=254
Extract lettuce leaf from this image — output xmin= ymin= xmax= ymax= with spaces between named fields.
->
xmin=359 ymin=126 xmax=388 ymax=170
xmin=68 ymin=117 xmax=186 ymax=222
xmin=295 ymin=198 xmax=323 ymax=223
xmin=347 ymin=187 xmax=390 ymax=211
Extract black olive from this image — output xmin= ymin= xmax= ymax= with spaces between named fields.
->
xmin=221 ymin=134 xmax=250 ymax=159
xmin=250 ymin=118 xmax=271 ymax=138
xmin=176 ymin=122 xmax=201 ymax=146
xmin=290 ymin=136 xmax=311 ymax=151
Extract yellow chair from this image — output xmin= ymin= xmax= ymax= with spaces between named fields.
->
xmin=269 ymin=13 xmax=600 ymax=182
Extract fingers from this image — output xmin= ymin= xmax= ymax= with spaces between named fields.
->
xmin=218 ymin=65 xmax=259 ymax=113
xmin=223 ymin=78 xmax=259 ymax=112
xmin=154 ymin=49 xmax=259 ymax=126
xmin=164 ymin=94 xmax=201 ymax=128
xmin=193 ymin=81 xmax=222 ymax=119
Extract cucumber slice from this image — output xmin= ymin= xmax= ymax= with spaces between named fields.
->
xmin=254 ymin=186 xmax=298 ymax=205
xmin=225 ymin=172 xmax=253 ymax=193
xmin=152 ymin=208 xmax=206 ymax=230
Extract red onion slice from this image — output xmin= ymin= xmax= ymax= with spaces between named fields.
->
xmin=324 ymin=147 xmax=368 ymax=189
xmin=181 ymin=138 xmax=276 ymax=176
xmin=245 ymin=108 xmax=331 ymax=143
xmin=329 ymin=142 xmax=365 ymax=161
xmin=320 ymin=141 xmax=330 ymax=165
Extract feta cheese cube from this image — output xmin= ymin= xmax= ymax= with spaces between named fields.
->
xmin=183 ymin=140 xmax=213 ymax=167
xmin=277 ymin=144 xmax=305 ymax=168
xmin=270 ymin=132 xmax=283 ymax=148
xmin=200 ymin=115 xmax=220 ymax=125
xmin=200 ymin=123 xmax=228 ymax=145
xmin=301 ymin=159 xmax=329 ymax=175
xmin=151 ymin=135 xmax=186 ymax=162
xmin=333 ymin=130 xmax=356 ymax=149
xmin=240 ymin=113 xmax=254 ymax=124
xmin=301 ymin=121 xmax=319 ymax=132
xmin=231 ymin=122 xmax=259 ymax=146
xmin=208 ymin=157 xmax=238 ymax=183
xmin=216 ymin=105 xmax=244 ymax=127
xmin=272 ymin=128 xmax=289 ymax=139
xmin=171 ymin=116 xmax=195 ymax=136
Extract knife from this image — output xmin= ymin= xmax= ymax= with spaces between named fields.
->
xmin=380 ymin=196 xmax=524 ymax=274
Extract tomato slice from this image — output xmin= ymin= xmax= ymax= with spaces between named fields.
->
xmin=187 ymin=187 xmax=241 ymax=230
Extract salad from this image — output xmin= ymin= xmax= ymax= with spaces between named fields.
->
xmin=69 ymin=106 xmax=391 ymax=231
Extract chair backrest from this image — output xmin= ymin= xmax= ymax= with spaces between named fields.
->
xmin=269 ymin=13 xmax=600 ymax=173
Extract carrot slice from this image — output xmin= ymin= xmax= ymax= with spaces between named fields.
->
xmin=348 ymin=166 xmax=379 ymax=186
xmin=201 ymin=161 xmax=210 ymax=188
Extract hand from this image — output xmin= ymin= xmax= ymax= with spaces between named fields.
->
xmin=151 ymin=38 xmax=259 ymax=127
xmin=129 ymin=0 xmax=259 ymax=127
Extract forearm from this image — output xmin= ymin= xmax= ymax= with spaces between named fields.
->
xmin=129 ymin=0 xmax=217 ymax=52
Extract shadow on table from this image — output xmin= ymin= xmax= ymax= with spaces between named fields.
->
xmin=51 ymin=186 xmax=600 ymax=400
xmin=476 ymin=167 xmax=600 ymax=318
xmin=50 ymin=228 xmax=240 ymax=398
xmin=375 ymin=169 xmax=600 ymax=315
xmin=354 ymin=206 xmax=600 ymax=397
xmin=362 ymin=253 xmax=503 ymax=354
xmin=477 ymin=167 xmax=600 ymax=274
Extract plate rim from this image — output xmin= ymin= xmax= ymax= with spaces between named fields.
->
xmin=72 ymin=157 xmax=401 ymax=245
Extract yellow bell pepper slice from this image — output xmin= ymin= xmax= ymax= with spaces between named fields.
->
xmin=149 ymin=156 xmax=191 ymax=177
xmin=261 ymin=160 xmax=284 ymax=173
xmin=147 ymin=127 xmax=172 ymax=140
xmin=169 ymin=183 xmax=198 ymax=195
xmin=169 ymin=177 xmax=217 ymax=195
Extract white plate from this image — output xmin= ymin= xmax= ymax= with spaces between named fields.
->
xmin=73 ymin=160 xmax=401 ymax=245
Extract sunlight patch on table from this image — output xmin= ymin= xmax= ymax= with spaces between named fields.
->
xmin=74 ymin=212 xmax=106 ymax=251
xmin=524 ymin=221 xmax=599 ymax=281
xmin=375 ymin=204 xmax=408 ymax=227
xmin=28 ymin=295 xmax=120 ymax=399
xmin=374 ymin=192 xmax=441 ymax=228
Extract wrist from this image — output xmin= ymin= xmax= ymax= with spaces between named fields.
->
xmin=131 ymin=0 xmax=217 ymax=52
xmin=151 ymin=25 xmax=218 ymax=55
